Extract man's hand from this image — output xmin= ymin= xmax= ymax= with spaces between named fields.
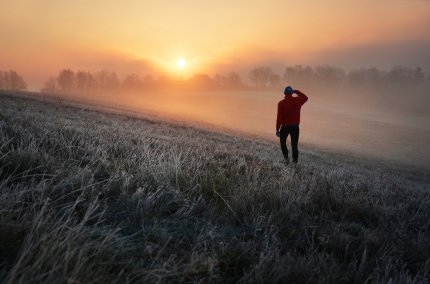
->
xmin=275 ymin=130 xmax=280 ymax=137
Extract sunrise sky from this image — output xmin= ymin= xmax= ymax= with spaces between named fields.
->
xmin=1 ymin=0 xmax=430 ymax=89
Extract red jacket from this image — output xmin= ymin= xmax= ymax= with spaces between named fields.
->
xmin=276 ymin=90 xmax=308 ymax=130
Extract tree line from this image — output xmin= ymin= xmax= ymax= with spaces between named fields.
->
xmin=41 ymin=65 xmax=429 ymax=93
xmin=40 ymin=69 xmax=246 ymax=93
xmin=42 ymin=69 xmax=122 ymax=93
xmin=1 ymin=65 xmax=429 ymax=93
xmin=249 ymin=65 xmax=427 ymax=88
xmin=282 ymin=65 xmax=427 ymax=88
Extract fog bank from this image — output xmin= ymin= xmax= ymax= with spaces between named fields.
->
xmin=43 ymin=87 xmax=430 ymax=170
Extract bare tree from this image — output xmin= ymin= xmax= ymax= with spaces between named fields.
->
xmin=347 ymin=67 xmax=384 ymax=87
xmin=283 ymin=65 xmax=314 ymax=85
xmin=0 ymin=70 xmax=27 ymax=91
xmin=413 ymin=67 xmax=425 ymax=84
xmin=95 ymin=70 xmax=120 ymax=90
xmin=123 ymin=74 xmax=142 ymax=90
xmin=226 ymin=71 xmax=243 ymax=88
xmin=249 ymin=66 xmax=274 ymax=88
xmin=188 ymin=74 xmax=215 ymax=89
xmin=387 ymin=66 xmax=417 ymax=85
xmin=57 ymin=69 xmax=75 ymax=91
xmin=214 ymin=73 xmax=225 ymax=88
xmin=314 ymin=65 xmax=346 ymax=86
xmin=0 ymin=71 xmax=5 ymax=90
xmin=76 ymin=71 xmax=96 ymax=92
xmin=41 ymin=77 xmax=58 ymax=93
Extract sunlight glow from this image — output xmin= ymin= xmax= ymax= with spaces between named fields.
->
xmin=177 ymin=58 xmax=186 ymax=69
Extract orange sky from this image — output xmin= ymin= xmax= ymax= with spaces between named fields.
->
xmin=1 ymin=0 xmax=430 ymax=89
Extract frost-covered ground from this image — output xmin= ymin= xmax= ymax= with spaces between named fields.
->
xmin=0 ymin=93 xmax=429 ymax=283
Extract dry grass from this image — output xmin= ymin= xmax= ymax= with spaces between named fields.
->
xmin=0 ymin=92 xmax=429 ymax=283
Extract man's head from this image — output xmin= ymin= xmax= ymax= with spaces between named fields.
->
xmin=284 ymin=86 xmax=294 ymax=95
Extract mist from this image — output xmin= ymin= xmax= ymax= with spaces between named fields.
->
xmin=41 ymin=80 xmax=429 ymax=170
xmin=3 ymin=62 xmax=428 ymax=169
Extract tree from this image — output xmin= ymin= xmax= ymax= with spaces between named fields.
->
xmin=75 ymin=71 xmax=96 ymax=92
xmin=348 ymin=69 xmax=365 ymax=85
xmin=249 ymin=66 xmax=275 ymax=88
xmin=314 ymin=65 xmax=346 ymax=86
xmin=387 ymin=66 xmax=415 ymax=85
xmin=225 ymin=71 xmax=243 ymax=88
xmin=123 ymin=74 xmax=142 ymax=90
xmin=0 ymin=71 xmax=4 ymax=90
xmin=347 ymin=67 xmax=384 ymax=87
xmin=188 ymin=73 xmax=215 ymax=89
xmin=41 ymin=77 xmax=58 ymax=93
xmin=0 ymin=70 xmax=27 ymax=91
xmin=214 ymin=72 xmax=243 ymax=89
xmin=413 ymin=67 xmax=425 ymax=84
xmin=283 ymin=65 xmax=314 ymax=85
xmin=95 ymin=70 xmax=120 ymax=90
xmin=214 ymin=73 xmax=225 ymax=87
xmin=57 ymin=69 xmax=75 ymax=91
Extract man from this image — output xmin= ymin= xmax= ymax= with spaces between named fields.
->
xmin=276 ymin=86 xmax=308 ymax=165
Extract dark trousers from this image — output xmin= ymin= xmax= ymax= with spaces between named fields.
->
xmin=279 ymin=124 xmax=300 ymax=163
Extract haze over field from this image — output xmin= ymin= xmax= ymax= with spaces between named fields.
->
xmin=1 ymin=0 xmax=430 ymax=168
xmin=48 ymin=87 xmax=430 ymax=170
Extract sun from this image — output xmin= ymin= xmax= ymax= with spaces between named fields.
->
xmin=176 ymin=58 xmax=186 ymax=69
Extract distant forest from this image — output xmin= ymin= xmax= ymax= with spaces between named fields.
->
xmin=1 ymin=65 xmax=429 ymax=93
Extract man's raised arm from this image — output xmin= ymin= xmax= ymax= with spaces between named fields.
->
xmin=294 ymin=90 xmax=308 ymax=104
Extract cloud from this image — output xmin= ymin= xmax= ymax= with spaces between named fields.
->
xmin=310 ymin=39 xmax=430 ymax=71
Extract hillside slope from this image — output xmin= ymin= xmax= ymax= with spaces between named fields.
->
xmin=0 ymin=93 xmax=429 ymax=283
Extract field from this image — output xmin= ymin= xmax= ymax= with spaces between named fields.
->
xmin=0 ymin=92 xmax=429 ymax=283
xmin=37 ymin=88 xmax=430 ymax=169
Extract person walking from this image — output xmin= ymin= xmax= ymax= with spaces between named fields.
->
xmin=276 ymin=86 xmax=308 ymax=164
